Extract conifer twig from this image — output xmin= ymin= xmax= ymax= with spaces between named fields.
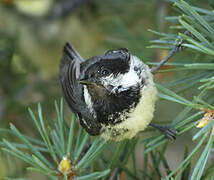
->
xmin=151 ymin=30 xmax=190 ymax=74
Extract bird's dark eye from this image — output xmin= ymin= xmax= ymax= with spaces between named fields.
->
xmin=101 ymin=68 xmax=111 ymax=76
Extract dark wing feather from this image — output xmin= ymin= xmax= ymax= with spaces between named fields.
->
xmin=60 ymin=42 xmax=84 ymax=80
xmin=59 ymin=42 xmax=84 ymax=113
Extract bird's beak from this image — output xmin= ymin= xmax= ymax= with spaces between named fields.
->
xmin=79 ymin=78 xmax=105 ymax=90
xmin=79 ymin=78 xmax=95 ymax=85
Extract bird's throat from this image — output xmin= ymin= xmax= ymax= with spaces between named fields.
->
xmin=87 ymin=84 xmax=108 ymax=100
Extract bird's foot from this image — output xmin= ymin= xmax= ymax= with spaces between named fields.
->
xmin=149 ymin=123 xmax=177 ymax=140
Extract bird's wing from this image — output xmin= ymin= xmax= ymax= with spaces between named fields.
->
xmin=59 ymin=42 xmax=84 ymax=113
xmin=60 ymin=42 xmax=84 ymax=80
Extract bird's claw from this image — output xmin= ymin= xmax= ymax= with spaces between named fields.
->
xmin=150 ymin=123 xmax=177 ymax=140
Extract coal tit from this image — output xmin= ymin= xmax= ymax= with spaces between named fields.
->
xmin=59 ymin=42 xmax=177 ymax=141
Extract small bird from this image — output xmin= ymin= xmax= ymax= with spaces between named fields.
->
xmin=59 ymin=42 xmax=177 ymax=141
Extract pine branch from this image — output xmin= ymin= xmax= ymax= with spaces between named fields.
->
xmin=1 ymin=98 xmax=110 ymax=179
xmin=147 ymin=0 xmax=214 ymax=179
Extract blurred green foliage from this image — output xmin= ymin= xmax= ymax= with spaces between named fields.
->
xmin=1 ymin=0 xmax=214 ymax=179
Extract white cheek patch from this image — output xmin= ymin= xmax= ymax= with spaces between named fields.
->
xmin=120 ymin=68 xmax=140 ymax=88
xmin=83 ymin=86 xmax=96 ymax=118
xmin=101 ymin=74 xmax=123 ymax=93
xmin=102 ymin=55 xmax=144 ymax=93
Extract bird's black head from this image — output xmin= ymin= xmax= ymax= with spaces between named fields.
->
xmin=79 ymin=48 xmax=131 ymax=97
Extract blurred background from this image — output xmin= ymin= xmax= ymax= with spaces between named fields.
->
xmin=0 ymin=0 xmax=212 ymax=179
